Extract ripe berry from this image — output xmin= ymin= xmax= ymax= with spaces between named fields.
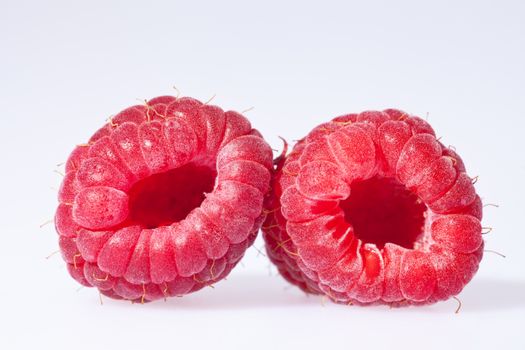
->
xmin=262 ymin=110 xmax=483 ymax=306
xmin=55 ymin=95 xmax=273 ymax=302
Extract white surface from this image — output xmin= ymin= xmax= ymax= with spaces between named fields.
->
xmin=1 ymin=0 xmax=524 ymax=349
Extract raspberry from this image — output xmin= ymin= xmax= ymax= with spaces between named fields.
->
xmin=262 ymin=110 xmax=483 ymax=306
xmin=55 ymin=95 xmax=272 ymax=302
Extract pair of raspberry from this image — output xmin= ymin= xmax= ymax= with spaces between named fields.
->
xmin=55 ymin=95 xmax=483 ymax=306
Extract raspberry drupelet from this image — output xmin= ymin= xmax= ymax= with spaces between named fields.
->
xmin=55 ymin=95 xmax=273 ymax=302
xmin=262 ymin=110 xmax=483 ymax=306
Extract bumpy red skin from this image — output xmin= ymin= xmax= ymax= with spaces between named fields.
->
xmin=56 ymin=96 xmax=272 ymax=302
xmin=262 ymin=110 xmax=483 ymax=306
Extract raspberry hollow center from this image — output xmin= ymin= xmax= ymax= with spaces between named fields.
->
xmin=127 ymin=163 xmax=217 ymax=229
xmin=340 ymin=176 xmax=427 ymax=249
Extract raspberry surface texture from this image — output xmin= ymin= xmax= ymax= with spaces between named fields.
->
xmin=262 ymin=110 xmax=483 ymax=305
xmin=55 ymin=95 xmax=273 ymax=302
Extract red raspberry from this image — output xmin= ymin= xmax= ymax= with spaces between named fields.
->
xmin=262 ymin=110 xmax=483 ymax=306
xmin=55 ymin=95 xmax=273 ymax=302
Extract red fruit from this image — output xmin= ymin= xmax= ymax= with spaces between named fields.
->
xmin=55 ymin=96 xmax=272 ymax=302
xmin=262 ymin=110 xmax=483 ymax=306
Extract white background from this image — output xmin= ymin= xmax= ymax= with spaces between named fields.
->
xmin=1 ymin=0 xmax=524 ymax=349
